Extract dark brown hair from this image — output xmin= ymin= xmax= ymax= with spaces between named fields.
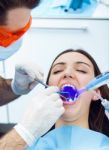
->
xmin=46 ymin=49 xmax=109 ymax=136
xmin=0 ymin=0 xmax=40 ymax=25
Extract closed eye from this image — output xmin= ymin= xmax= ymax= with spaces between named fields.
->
xmin=76 ymin=70 xmax=87 ymax=74
xmin=53 ymin=70 xmax=63 ymax=74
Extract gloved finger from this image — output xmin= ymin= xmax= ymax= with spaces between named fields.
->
xmin=47 ymin=93 xmax=60 ymax=102
xmin=43 ymin=86 xmax=59 ymax=96
xmin=59 ymin=108 xmax=65 ymax=117
xmin=29 ymin=81 xmax=38 ymax=90
xmin=34 ymin=72 xmax=44 ymax=82
xmin=16 ymin=65 xmax=28 ymax=75
xmin=54 ymin=107 xmax=65 ymax=117
xmin=58 ymin=107 xmax=65 ymax=114
xmin=28 ymin=71 xmax=44 ymax=86
xmin=16 ymin=63 xmax=44 ymax=80
xmin=15 ymin=66 xmax=35 ymax=84
xmin=54 ymin=98 xmax=63 ymax=107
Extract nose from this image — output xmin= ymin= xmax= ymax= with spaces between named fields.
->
xmin=64 ymin=74 xmax=72 ymax=79
xmin=63 ymin=67 xmax=74 ymax=79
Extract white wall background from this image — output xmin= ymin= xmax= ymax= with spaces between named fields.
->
xmin=0 ymin=18 xmax=109 ymax=123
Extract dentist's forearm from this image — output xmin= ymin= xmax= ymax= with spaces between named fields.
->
xmin=0 ymin=76 xmax=20 ymax=106
xmin=0 ymin=129 xmax=27 ymax=150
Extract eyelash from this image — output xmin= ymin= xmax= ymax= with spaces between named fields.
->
xmin=53 ymin=69 xmax=87 ymax=74
xmin=53 ymin=70 xmax=62 ymax=74
xmin=76 ymin=70 xmax=87 ymax=73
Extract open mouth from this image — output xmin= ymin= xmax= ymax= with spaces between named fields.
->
xmin=60 ymin=84 xmax=79 ymax=104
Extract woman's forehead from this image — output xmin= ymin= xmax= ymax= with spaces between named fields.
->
xmin=53 ymin=52 xmax=93 ymax=67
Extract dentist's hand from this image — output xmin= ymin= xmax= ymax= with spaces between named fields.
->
xmin=14 ymin=86 xmax=65 ymax=146
xmin=11 ymin=62 xmax=43 ymax=95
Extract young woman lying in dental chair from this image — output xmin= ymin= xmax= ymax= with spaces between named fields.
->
xmin=27 ymin=49 xmax=109 ymax=150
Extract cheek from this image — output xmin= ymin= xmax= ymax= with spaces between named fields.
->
xmin=79 ymin=75 xmax=94 ymax=87
xmin=77 ymin=91 xmax=93 ymax=114
xmin=48 ymin=76 xmax=59 ymax=86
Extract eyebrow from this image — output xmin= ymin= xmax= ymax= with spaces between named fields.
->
xmin=52 ymin=61 xmax=91 ymax=69
xmin=76 ymin=61 xmax=91 ymax=67
xmin=52 ymin=62 xmax=65 ymax=69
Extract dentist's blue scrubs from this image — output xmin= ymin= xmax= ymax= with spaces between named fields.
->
xmin=26 ymin=125 xmax=109 ymax=150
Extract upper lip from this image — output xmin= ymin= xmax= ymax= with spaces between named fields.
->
xmin=59 ymin=80 xmax=77 ymax=89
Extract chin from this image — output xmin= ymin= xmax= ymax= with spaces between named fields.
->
xmin=60 ymin=112 xmax=76 ymax=122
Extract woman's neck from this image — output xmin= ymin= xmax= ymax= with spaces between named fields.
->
xmin=55 ymin=117 xmax=89 ymax=129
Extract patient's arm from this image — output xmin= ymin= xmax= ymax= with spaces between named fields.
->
xmin=0 ymin=129 xmax=27 ymax=150
xmin=0 ymin=76 xmax=19 ymax=106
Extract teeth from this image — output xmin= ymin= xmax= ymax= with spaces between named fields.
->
xmin=61 ymin=84 xmax=75 ymax=89
xmin=68 ymin=98 xmax=73 ymax=102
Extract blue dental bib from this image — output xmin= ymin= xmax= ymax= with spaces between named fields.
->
xmin=26 ymin=125 xmax=109 ymax=150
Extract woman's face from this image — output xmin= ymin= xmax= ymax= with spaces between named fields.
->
xmin=48 ymin=52 xmax=98 ymax=126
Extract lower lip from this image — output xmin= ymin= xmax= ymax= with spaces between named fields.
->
xmin=63 ymin=101 xmax=76 ymax=105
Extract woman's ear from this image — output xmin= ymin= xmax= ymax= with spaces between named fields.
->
xmin=92 ymin=89 xmax=101 ymax=101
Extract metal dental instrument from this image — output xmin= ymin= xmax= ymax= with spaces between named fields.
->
xmin=36 ymin=79 xmax=49 ymax=88
xmin=36 ymin=79 xmax=69 ymax=97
